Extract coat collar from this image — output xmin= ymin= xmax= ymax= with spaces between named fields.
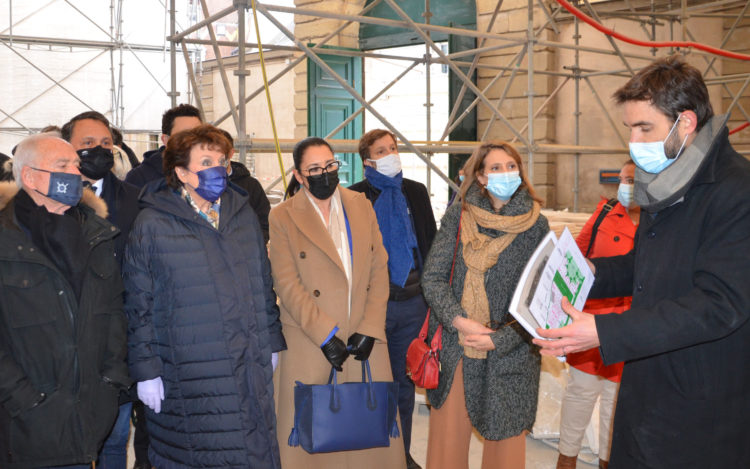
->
xmin=290 ymin=187 xmax=347 ymax=274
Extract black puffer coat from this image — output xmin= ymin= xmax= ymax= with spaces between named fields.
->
xmin=123 ymin=179 xmax=285 ymax=469
xmin=0 ymin=184 xmax=129 ymax=469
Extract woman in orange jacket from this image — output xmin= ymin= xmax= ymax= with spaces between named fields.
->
xmin=557 ymin=160 xmax=640 ymax=469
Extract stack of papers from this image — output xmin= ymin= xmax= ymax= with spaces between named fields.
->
xmin=508 ymin=227 xmax=594 ymax=340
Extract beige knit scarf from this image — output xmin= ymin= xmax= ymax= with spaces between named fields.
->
xmin=459 ymin=200 xmax=540 ymax=358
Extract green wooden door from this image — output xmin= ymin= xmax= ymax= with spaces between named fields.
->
xmin=308 ymin=51 xmax=363 ymax=187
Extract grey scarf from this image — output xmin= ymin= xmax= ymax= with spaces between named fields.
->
xmin=634 ymin=114 xmax=729 ymax=213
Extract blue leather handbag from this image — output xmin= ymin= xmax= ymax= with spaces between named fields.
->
xmin=288 ymin=360 xmax=400 ymax=453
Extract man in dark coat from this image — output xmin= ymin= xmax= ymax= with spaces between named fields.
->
xmin=0 ymin=134 xmax=130 ymax=468
xmin=125 ymin=103 xmax=202 ymax=188
xmin=350 ymin=129 xmax=437 ymax=469
xmin=62 ymin=111 xmax=141 ymax=468
xmin=218 ymin=129 xmax=271 ymax=243
xmin=536 ymin=57 xmax=750 ymax=468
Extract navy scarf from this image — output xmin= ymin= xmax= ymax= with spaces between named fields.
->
xmin=365 ymin=166 xmax=418 ymax=287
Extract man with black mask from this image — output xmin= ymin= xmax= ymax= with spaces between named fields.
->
xmin=62 ymin=111 xmax=141 ymax=469
xmin=0 ymin=134 xmax=130 ymax=468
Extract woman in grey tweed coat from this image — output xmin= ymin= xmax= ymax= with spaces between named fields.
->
xmin=422 ymin=141 xmax=548 ymax=469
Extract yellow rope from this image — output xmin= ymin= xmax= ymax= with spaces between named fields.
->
xmin=251 ymin=0 xmax=287 ymax=191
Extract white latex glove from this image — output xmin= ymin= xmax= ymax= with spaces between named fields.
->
xmin=272 ymin=352 xmax=279 ymax=371
xmin=138 ymin=377 xmax=165 ymax=414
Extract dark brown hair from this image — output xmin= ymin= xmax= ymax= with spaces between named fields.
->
xmin=458 ymin=141 xmax=542 ymax=208
xmin=163 ymin=124 xmax=231 ymax=189
xmin=161 ymin=103 xmax=202 ymax=136
xmin=358 ymin=129 xmax=396 ymax=163
xmin=613 ymin=56 xmax=713 ymax=131
xmin=284 ymin=137 xmax=334 ymax=199
xmin=61 ymin=111 xmax=111 ymax=142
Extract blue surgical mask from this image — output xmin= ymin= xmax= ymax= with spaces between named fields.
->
xmin=369 ymin=153 xmax=402 ymax=178
xmin=459 ymin=175 xmax=465 ymax=182
xmin=486 ymin=171 xmax=522 ymax=201
xmin=191 ymin=166 xmax=227 ymax=202
xmin=617 ymin=183 xmax=634 ymax=208
xmin=629 ymin=116 xmax=688 ymax=174
xmin=30 ymin=167 xmax=83 ymax=207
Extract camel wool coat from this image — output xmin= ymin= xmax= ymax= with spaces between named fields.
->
xmin=268 ymin=187 xmax=406 ymax=469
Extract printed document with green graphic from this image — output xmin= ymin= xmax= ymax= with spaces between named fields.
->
xmin=508 ymin=227 xmax=594 ymax=340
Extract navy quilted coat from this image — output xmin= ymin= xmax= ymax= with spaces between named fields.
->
xmin=123 ymin=179 xmax=285 ymax=469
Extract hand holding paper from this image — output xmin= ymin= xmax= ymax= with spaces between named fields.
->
xmin=533 ymin=297 xmax=600 ymax=356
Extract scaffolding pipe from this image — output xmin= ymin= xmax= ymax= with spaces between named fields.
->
xmin=181 ymin=41 xmax=205 ymax=118
xmin=255 ymin=2 xmax=458 ymax=191
xmin=573 ymin=18 xmax=584 ymax=212
xmin=440 ymin=0 xmax=505 ymax=142
xmin=382 ymin=0 xmax=529 ymax=147
xmin=212 ymin=0 xmax=388 ymax=127
xmin=169 ymin=0 xmax=177 ymax=107
xmin=0 ymin=38 xmax=96 ymax=111
xmin=200 ymin=1 xmax=240 ymax=128
xmin=424 ymin=0 xmax=432 ymax=193
xmin=326 ymin=62 xmax=420 ymax=140
xmin=0 ymin=50 xmax=107 ymax=127
xmin=246 ymin=139 xmax=629 ymax=155
xmin=526 ymin=0 xmax=535 ymax=181
xmin=170 ymin=5 xmax=237 ymax=41
xmin=237 ymin=0 xmax=250 ymax=172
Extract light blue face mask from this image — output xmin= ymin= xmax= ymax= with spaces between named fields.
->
xmin=617 ymin=183 xmax=634 ymax=208
xmin=486 ymin=171 xmax=522 ymax=201
xmin=628 ymin=116 xmax=689 ymax=174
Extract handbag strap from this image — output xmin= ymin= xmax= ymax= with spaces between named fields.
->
xmin=419 ymin=207 xmax=463 ymax=350
xmin=585 ymin=198 xmax=618 ymax=257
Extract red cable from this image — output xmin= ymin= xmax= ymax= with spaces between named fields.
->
xmin=554 ymin=0 xmax=750 ymax=61
xmin=729 ymin=122 xmax=750 ymax=135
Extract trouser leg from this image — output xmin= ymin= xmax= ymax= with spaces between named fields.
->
xmin=597 ymin=379 xmax=620 ymax=461
xmin=426 ymin=359 xmax=473 ymax=469
xmin=481 ymin=432 xmax=526 ymax=469
xmin=131 ymin=399 xmax=151 ymax=465
xmin=98 ymin=401 xmax=132 ymax=469
xmin=385 ymin=295 xmax=427 ymax=454
xmin=558 ymin=366 xmax=604 ymax=457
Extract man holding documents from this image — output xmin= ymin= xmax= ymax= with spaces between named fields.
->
xmin=535 ymin=56 xmax=750 ymax=468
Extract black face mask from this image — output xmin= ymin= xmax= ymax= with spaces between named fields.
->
xmin=77 ymin=145 xmax=114 ymax=180
xmin=306 ymin=170 xmax=339 ymax=200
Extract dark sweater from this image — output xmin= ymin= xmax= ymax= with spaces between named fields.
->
xmin=229 ymin=161 xmax=270 ymax=243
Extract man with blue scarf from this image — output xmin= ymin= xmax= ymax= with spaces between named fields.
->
xmin=350 ymin=129 xmax=437 ymax=469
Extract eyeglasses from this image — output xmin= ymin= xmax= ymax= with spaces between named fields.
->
xmin=304 ymin=160 xmax=341 ymax=177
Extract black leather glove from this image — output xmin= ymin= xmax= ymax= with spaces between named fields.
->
xmin=321 ymin=335 xmax=349 ymax=371
xmin=347 ymin=333 xmax=375 ymax=361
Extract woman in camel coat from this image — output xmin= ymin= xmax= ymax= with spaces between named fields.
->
xmin=269 ymin=137 xmax=406 ymax=469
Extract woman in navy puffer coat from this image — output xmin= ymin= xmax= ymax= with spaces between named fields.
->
xmin=123 ymin=125 xmax=285 ymax=469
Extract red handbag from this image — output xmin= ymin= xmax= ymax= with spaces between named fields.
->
xmin=406 ymin=208 xmax=462 ymax=389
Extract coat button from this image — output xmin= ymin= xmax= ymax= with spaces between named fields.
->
xmin=313 ymin=290 xmax=320 ymax=297
xmin=614 ymin=236 xmax=620 ymax=242
xmin=300 ymin=251 xmax=306 ymax=259
xmin=648 ymin=231 xmax=656 ymax=239
xmin=637 ymin=284 xmax=643 ymax=292
xmin=17 ymin=245 xmax=22 ymax=250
